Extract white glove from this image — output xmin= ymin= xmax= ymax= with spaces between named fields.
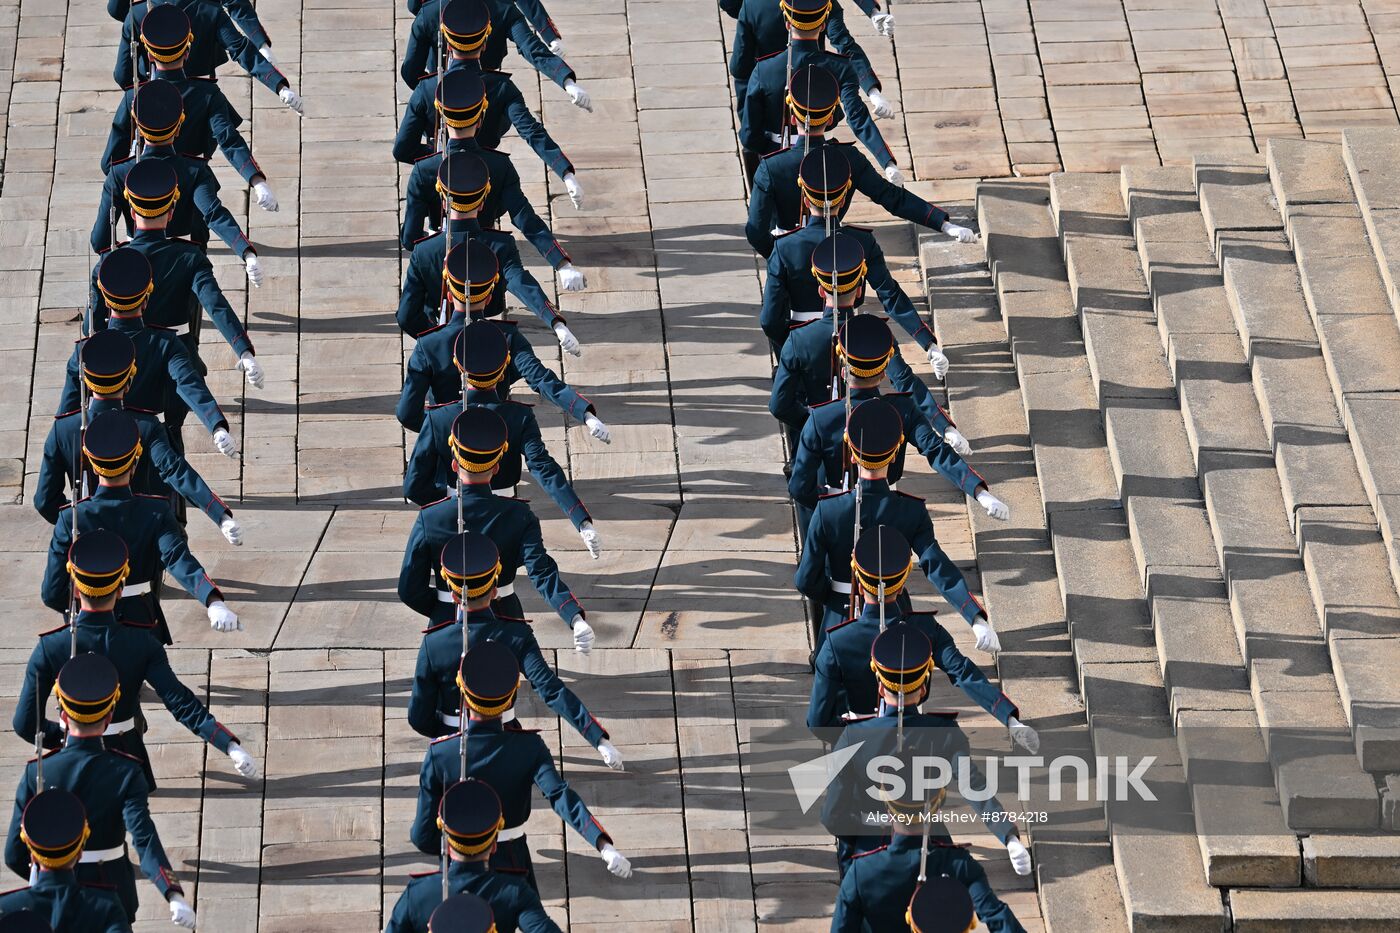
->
xmin=976 ymin=489 xmax=1010 ymax=521
xmin=941 ymin=220 xmax=978 ymax=244
xmin=868 ymin=89 xmax=894 ymax=120
xmin=871 ymin=11 xmax=894 ymax=36
xmin=1007 ymin=837 xmax=1032 ymax=876
xmin=220 ymin=516 xmax=244 ymax=547
xmin=600 ymin=843 xmax=632 ymax=878
xmin=927 ymin=344 xmax=949 ymax=380
xmin=1008 ymin=716 xmax=1040 ymax=754
xmin=548 ymin=38 xmax=565 ymax=56
xmin=227 ymin=742 xmax=258 ymax=777
xmin=580 ymin=521 xmax=602 ymax=559
xmin=213 ymin=427 xmax=238 ymax=458
xmin=585 ymin=413 xmax=611 ymax=444
xmin=238 ymin=351 xmax=265 ymax=389
xmin=972 ymin=619 xmax=1001 ymax=655
xmin=168 ymin=894 xmax=196 ymax=929
xmin=259 ymin=44 xmax=278 ymax=65
xmin=943 ymin=427 xmax=972 ymax=458
xmin=554 ymin=322 xmax=582 ymax=356
xmin=598 ymin=739 xmax=624 ymax=771
xmin=244 ymin=254 xmax=264 ymax=288
xmin=564 ymin=79 xmax=592 ymax=113
xmin=278 ymin=86 xmax=304 ymax=116
xmin=207 ymin=600 xmax=242 ymax=632
xmin=252 ymin=180 xmax=278 ymax=212
xmin=563 ymin=172 xmax=584 ymax=209
xmin=572 ymin=616 xmax=595 ymax=654
xmin=558 ymin=263 xmax=586 ymax=292
xmin=884 ymin=163 xmax=905 ymax=186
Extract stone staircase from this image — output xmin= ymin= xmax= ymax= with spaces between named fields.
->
xmin=926 ymin=130 xmax=1400 ymax=930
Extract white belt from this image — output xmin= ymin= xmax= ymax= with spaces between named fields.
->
xmin=438 ymin=708 xmax=516 ymax=728
xmin=497 ymin=824 xmax=526 ymax=842
xmin=493 ymin=486 xmax=517 ymax=498
xmin=791 ymin=310 xmax=823 ymax=322
xmin=103 ymin=718 xmax=135 ymax=736
xmin=80 ymin=845 xmax=126 ymax=864
xmin=120 ymin=581 xmax=151 ymax=597
xmin=829 ymin=579 xmax=853 ymax=595
xmin=168 ymin=322 xmax=191 ymax=336
xmin=435 ymin=581 xmax=515 ymax=602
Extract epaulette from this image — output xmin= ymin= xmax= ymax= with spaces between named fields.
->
xmin=425 ymin=400 xmax=455 ymax=409
xmin=496 ymin=865 xmax=530 ymax=875
xmin=413 ymin=150 xmax=442 ymax=163
xmin=422 ymin=620 xmax=454 ymax=634
xmin=54 ymin=408 xmax=80 ymax=420
xmin=772 ymin=226 xmax=800 ymax=239
xmin=124 ymin=405 xmax=158 ymax=414
xmin=38 ymin=623 xmax=70 ymax=638
xmin=788 ymin=319 xmax=819 ymax=331
xmin=136 ymin=492 xmax=167 ymax=499
xmin=107 ymin=748 xmax=144 ymax=763
xmin=431 ymin=731 xmax=464 ymax=744
xmin=818 ymin=488 xmax=851 ymax=500
xmin=98 ymin=243 xmax=119 ymax=255
xmin=409 ymin=869 xmax=441 ymax=879
xmin=0 ymin=886 xmax=28 ymax=896
xmin=180 ymin=152 xmax=211 ymax=161
xmin=121 ymin=618 xmax=159 ymax=630
xmin=825 ymin=617 xmax=856 ymax=633
xmin=27 ymin=748 xmax=60 ymax=764
xmin=508 ymin=726 xmax=541 ymax=734
xmin=111 ymin=155 xmax=135 ymax=166
xmin=850 ymin=844 xmax=887 ymax=859
xmin=809 ymin=398 xmax=841 ymax=410
xmin=756 ymin=49 xmax=783 ymax=62
xmin=415 ymin=72 xmax=437 ymax=83
xmin=493 ymin=318 xmax=519 ymax=328
xmin=167 ymin=236 xmax=192 ymax=244
xmin=894 ymin=490 xmax=925 ymax=503
xmin=762 ymin=146 xmax=794 ymax=160
xmin=415 ymin=322 xmax=448 ymax=338
xmin=412 ymin=230 xmax=442 ymax=246
xmin=421 ymin=496 xmax=450 ymax=510
xmin=496 ymin=613 xmax=532 ymax=624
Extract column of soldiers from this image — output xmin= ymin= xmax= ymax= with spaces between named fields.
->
xmin=725 ymin=2 xmax=1041 ymax=930
xmin=4 ymin=1 xmax=307 ymax=929
xmin=384 ymin=2 xmax=634 ymax=932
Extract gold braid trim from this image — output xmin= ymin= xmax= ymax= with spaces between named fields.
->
xmin=66 ymin=561 xmax=130 ymax=598
xmin=456 ymin=353 xmax=511 ymax=389
xmin=798 ymin=176 xmax=850 ymax=211
xmin=449 ymin=434 xmax=508 ymax=473
xmin=54 ymin=683 xmax=122 ymax=724
xmin=851 ymin=558 xmax=912 ymax=597
xmin=781 ymin=0 xmax=832 ymax=29
xmin=813 ymin=259 xmax=867 ymax=294
xmin=82 ymin=361 xmax=137 ymax=395
xmin=142 ymin=31 xmax=193 ymax=63
xmin=785 ymin=92 xmax=838 ymax=126
xmin=84 ymin=441 xmax=143 ymax=478
xmin=837 ymin=345 xmax=894 ymax=379
xmin=870 ymin=657 xmax=932 ymax=694
xmin=442 ymin=558 xmax=502 ymax=599
xmin=435 ymin=96 xmax=488 ymax=129
xmin=444 ymin=268 xmax=500 ymax=305
xmin=21 ymin=824 xmax=90 ymax=869
xmin=99 ymin=282 xmax=154 ymax=314
xmin=437 ymin=815 xmax=504 ymax=855
xmin=845 ymin=432 xmax=902 ymax=470
xmin=441 ymin=20 xmax=492 ymax=53
xmin=124 ymin=185 xmax=181 ymax=218
xmin=455 ymin=670 xmax=519 ymax=716
xmin=135 ymin=111 xmax=186 ymax=145
xmin=436 ymin=178 xmax=492 ymax=214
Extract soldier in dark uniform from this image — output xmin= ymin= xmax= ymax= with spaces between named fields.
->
xmin=794 ymin=400 xmax=1003 ymax=654
xmin=35 ymin=415 xmax=240 ymax=644
xmin=787 ymin=314 xmax=1004 ymax=528
xmin=398 ymin=409 xmax=596 ymax=653
xmin=397 ymin=227 xmax=608 ymax=442
xmin=109 ymin=0 xmax=275 ymax=56
xmin=389 ymin=779 xmax=562 ymax=932
xmin=400 ymin=68 xmax=582 ymax=293
xmin=60 ymin=246 xmax=238 ymax=460
xmin=426 ymin=892 xmax=498 ymax=933
xmin=92 ymin=82 xmax=263 ymax=289
xmin=745 ymin=66 xmax=974 ymax=257
xmin=5 ymin=655 xmax=194 ymax=927
xmin=824 ymin=628 xmax=1031 ymax=928
xmin=0 ymin=791 xmax=129 ymax=933
xmin=404 ymin=324 xmax=598 ymax=559
xmin=807 ymin=526 xmax=1035 ymax=747
xmin=392 ymin=0 xmax=580 ymax=212
xmin=87 ymin=161 xmax=266 ymax=402
xmin=116 ymin=0 xmax=303 ymax=113
xmin=410 ymin=642 xmax=633 ymax=891
xmin=102 ymin=5 xmax=281 ymax=212
xmin=843 ymin=874 xmax=976 ymax=933
xmin=738 ymin=0 xmax=893 ymax=182
xmin=35 ymin=331 xmax=238 ymax=543
xmin=723 ymin=0 xmax=892 ymax=34
xmin=17 ymin=531 xmax=257 ymax=788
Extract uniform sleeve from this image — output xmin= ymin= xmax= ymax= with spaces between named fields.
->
xmin=398 ymin=514 xmax=439 ymax=619
xmin=518 ymin=901 xmax=565 ymax=933
xmin=33 ymin=423 xmax=71 ymax=524
xmin=911 ymin=414 xmax=984 ymax=499
xmin=98 ymin=900 xmax=131 ymax=933
xmin=393 ymin=86 xmax=436 ymax=164
xmin=397 ymin=255 xmax=439 ymax=338
xmin=518 ymin=409 xmax=590 ymax=529
xmin=728 ymin=12 xmax=754 ymax=84
xmin=518 ymin=509 xmax=583 ymax=627
xmin=209 ymin=91 xmax=261 ymax=184
xmin=396 ymin=344 xmax=434 ymax=433
xmin=826 ymin=7 xmax=880 ymax=93
xmin=835 ymin=64 xmax=894 ymax=168
xmin=759 ymin=250 xmax=793 ymax=348
xmin=849 ymin=0 xmax=881 ymax=15
xmin=515 ymin=0 xmax=561 ymax=43
xmin=507 ymin=336 xmax=592 ymax=421
xmin=57 ymin=347 xmax=83 ymax=415
xmin=407 ymin=642 xmax=448 ymax=738
xmin=865 ymin=241 xmax=933 ymax=350
xmin=100 ymin=91 xmax=134 ymax=176
xmin=848 ymin=146 xmax=949 ymax=231
xmin=518 ymin=634 xmax=606 ymax=746
xmin=385 ymin=884 xmax=420 ymax=933
xmin=401 ymin=163 xmax=434 ymax=251
xmin=163 ymin=339 xmax=230 ymax=435
xmin=403 ymin=416 xmax=448 ymax=506
xmin=107 ymin=0 xmax=129 ymax=21
xmin=91 ymin=172 xmax=120 ymax=254
xmin=768 ymin=340 xmax=808 ymax=429
xmin=189 ymin=164 xmax=254 ymax=258
xmin=830 ymin=869 xmax=864 ymax=933
xmin=215 ymin=9 xmax=286 ymax=93
xmin=793 ymin=506 xmax=830 ymax=602
xmin=806 ymin=639 xmax=844 ymax=730
xmin=933 ymin=626 xmax=1017 ymax=725
xmin=738 ymin=72 xmax=771 ymax=154
xmin=787 ymin=415 xmax=826 ymax=510
xmin=13 ymin=643 xmax=63 ymax=749
xmin=410 ymin=752 xmax=444 ymax=854
xmin=499 ymin=243 xmax=563 ymax=327
xmin=41 ymin=517 xmax=75 ymax=615
xmin=502 ymin=82 xmax=572 ymax=179
xmin=145 ymin=643 xmax=238 ymax=752
xmin=191 ymin=250 xmax=254 ymax=356
xmin=121 ymin=768 xmax=183 ymax=900
xmin=152 ymin=505 xmax=221 ymax=606
xmin=507 ymin=15 xmax=573 ymax=89
xmin=745 ymin=163 xmax=777 ymax=257
xmin=957 ymin=747 xmax=1020 ymax=844
xmin=4 ymin=770 xmax=33 ymax=879
xmin=498 ymin=168 xmax=570 ymax=270
xmin=114 ymin=15 xmax=136 ymax=87
xmin=886 ymin=354 xmax=952 ymax=435
xmin=223 ymin=0 xmax=270 ymax=49
xmin=720 ymin=0 xmax=742 ymax=17
xmin=908 ymin=510 xmax=984 ymax=627
xmin=146 ymin=423 xmax=231 ymax=525
xmin=400 ymin=10 xmax=433 ymax=88
xmin=530 ymin=740 xmax=610 ymax=848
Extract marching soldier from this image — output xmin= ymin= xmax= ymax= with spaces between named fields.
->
xmin=768 ymin=232 xmax=969 ymax=463
xmin=408 ymin=532 xmax=620 ymax=771
xmin=116 ymin=0 xmax=303 ymax=114
xmin=109 ymin=0 xmax=276 ymax=57
xmin=390 ymin=780 xmax=561 ymax=932
xmin=60 ymin=246 xmax=240 ymax=460
xmin=787 ymin=315 xmax=1004 ymax=526
xmin=102 ymin=5 xmax=281 ymax=211
xmin=823 ymin=628 xmax=1030 ymax=927
xmin=398 ymin=408 xmax=597 ymax=653
xmin=0 ymin=791 xmax=130 ymax=933
xmin=723 ymin=0 xmax=893 ymax=36
xmin=410 ymin=642 xmax=633 ymax=890
xmin=407 ymin=0 xmax=563 ymax=52
xmin=92 ymin=81 xmax=263 ymax=289
xmin=403 ymin=324 xmax=596 ymax=549
xmin=35 ymin=413 xmax=242 ymax=644
xmin=35 ymin=332 xmax=240 ymax=544
xmin=400 ymin=0 xmax=588 ymax=112
xmin=392 ymin=0 xmax=581 ymax=213
xmin=837 ymin=864 xmax=983 ymax=933
xmin=400 ymin=68 xmax=583 ymax=294
xmin=794 ymin=400 xmax=1002 ymax=653
xmin=807 ymin=526 xmax=1035 ymax=748
xmin=5 ymin=655 xmax=195 ymax=928
xmin=397 ymin=229 xmax=608 ymax=443
xmin=738 ymin=0 xmax=894 ymax=182
xmin=87 ymin=160 xmax=266 ymax=398
xmin=745 ymin=66 xmax=975 ymax=257
xmin=17 ymin=531 xmax=258 ymax=788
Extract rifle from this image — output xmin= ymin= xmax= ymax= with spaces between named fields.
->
xmin=876 ymin=525 xmax=886 ymax=632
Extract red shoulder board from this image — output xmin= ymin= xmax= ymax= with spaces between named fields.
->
xmin=0 ymin=886 xmax=29 ymax=896
xmin=415 ymin=72 xmax=436 ymax=83
xmin=54 ymin=408 xmax=80 ymax=419
xmin=421 ymin=620 xmax=454 ymax=634
xmin=111 ymin=155 xmax=135 ymax=166
xmin=809 ymin=398 xmax=841 ymax=410
xmin=27 ymin=748 xmax=60 ymax=764
xmin=179 ymin=152 xmax=211 ymax=161
xmin=788 ymin=319 xmax=818 ymax=331
xmin=135 ymin=492 xmax=167 ymax=499
xmin=124 ymin=405 xmax=158 ymax=414
xmin=818 ymin=489 xmax=850 ymax=501
xmin=496 ymin=866 xmax=530 ymax=875
xmin=411 ymin=231 xmax=442 ymax=246
xmin=772 ymin=227 xmax=799 ymax=239
xmin=413 ymin=150 xmax=443 ymax=163
xmin=509 ymin=727 xmax=541 ymax=734
xmin=121 ymin=618 xmax=159 ymax=630
xmin=167 ymin=236 xmax=192 ymax=244
xmin=425 ymin=401 xmax=455 ymax=410
xmin=38 ymin=624 xmax=69 ymax=638
xmin=494 ymin=319 xmax=519 ymax=328
xmin=755 ymin=49 xmax=783 ymax=62
xmin=894 ymin=490 xmax=926 ymax=503
xmin=762 ymin=145 xmax=794 ymax=160
xmin=98 ymin=243 xmax=120 ymax=255
xmin=108 ymin=748 xmax=144 ymax=763
xmin=409 ymin=869 xmax=441 ymax=879
xmin=825 ymin=617 xmax=856 ymax=633
xmin=431 ymin=731 xmax=464 ymax=744
xmin=851 ymin=844 xmax=888 ymax=859
xmin=421 ymin=496 xmax=450 ymax=510
xmin=496 ymin=614 xmax=532 ymax=624
xmin=416 ymin=323 xmax=447 ymax=337
xmin=488 ymin=70 xmax=511 ymax=78
xmin=825 ymin=51 xmax=850 ymax=60
xmin=925 ymin=710 xmax=960 ymax=719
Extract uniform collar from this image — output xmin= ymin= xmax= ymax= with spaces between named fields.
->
xmin=65 ymin=735 xmax=108 ymax=752
xmin=466 ymin=606 xmax=498 ymax=624
xmin=153 ymin=67 xmax=187 ymax=81
xmin=858 ymin=602 xmax=897 ymax=624
xmin=31 ymin=869 xmax=79 ymax=891
xmin=93 ymin=484 xmax=134 ymax=500
xmin=851 ymin=386 xmax=881 ymax=401
xmin=466 ymin=718 xmax=505 ymax=734
xmin=448 ymin=858 xmax=491 ymax=877
xmin=75 ymin=610 xmax=118 ymax=628
xmin=141 ymin=144 xmax=176 ymax=158
xmin=447 ymin=57 xmax=482 ymax=75
xmin=461 ymin=483 xmax=494 ymax=498
xmin=448 ymin=217 xmax=482 ymax=237
xmin=803 ymin=215 xmax=826 ymax=228
xmin=464 ymin=387 xmax=502 ymax=404
xmin=89 ymin=397 xmax=125 ymax=416
xmin=446 ymin=137 xmax=482 ymax=153
xmin=858 ymin=478 xmax=891 ymax=496
xmin=107 ymin=314 xmax=145 ymax=332
xmin=131 ymin=228 xmax=168 ymax=243
xmin=887 ymin=833 xmax=923 ymax=853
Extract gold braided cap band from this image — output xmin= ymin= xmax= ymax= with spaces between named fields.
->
xmin=870 ymin=654 xmax=933 ymax=695
xmin=83 ymin=439 xmax=143 ymax=478
xmin=66 ymin=559 xmax=130 ymax=598
xmin=21 ymin=823 xmax=90 ymax=870
xmin=134 ymin=109 xmax=186 ymax=146
xmin=455 ymin=669 xmax=519 ymax=717
xmin=785 ymin=90 xmax=838 ymax=127
xmin=844 ymin=430 xmax=902 ymax=470
xmin=836 ymin=342 xmax=894 ymax=379
xmin=441 ymin=19 xmax=492 ymax=53
xmin=124 ymin=184 xmax=181 ymax=218
xmin=98 ymin=275 xmax=155 ymax=311
xmin=812 ymin=259 xmax=867 ymax=295
xmin=82 ymin=360 xmax=137 ymax=395
xmin=454 ymin=353 xmax=511 ymax=390
xmin=449 ymin=433 xmax=508 ymax=473
xmin=442 ymin=558 xmax=502 ymax=600
xmin=798 ymin=174 xmax=850 ymax=211
xmin=436 ymin=95 xmax=489 ymax=129
xmin=54 ymin=682 xmax=122 ymax=724
xmin=851 ymin=555 xmax=913 ymax=598
xmin=781 ymin=0 xmax=832 ymax=30
xmin=141 ymin=29 xmax=193 ymax=63
xmin=443 ymin=262 xmax=499 ymax=305
xmin=437 ymin=813 xmax=504 ymax=855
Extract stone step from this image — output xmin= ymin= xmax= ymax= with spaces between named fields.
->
xmin=1191 ymin=142 xmax=1400 ymax=777
xmin=1053 ymin=170 xmax=1380 ymax=832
